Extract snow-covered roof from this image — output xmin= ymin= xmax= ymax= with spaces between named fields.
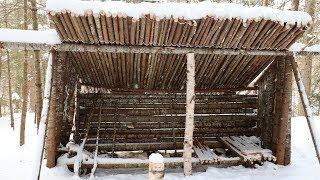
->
xmin=46 ymin=0 xmax=312 ymax=26
xmin=0 ymin=28 xmax=61 ymax=45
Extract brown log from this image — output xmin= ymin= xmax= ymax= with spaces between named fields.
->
xmin=93 ymin=13 xmax=104 ymax=44
xmin=275 ymin=56 xmax=292 ymax=165
xmin=130 ymin=18 xmax=137 ymax=45
xmin=106 ymin=13 xmax=115 ymax=44
xmin=46 ymin=51 xmax=58 ymax=168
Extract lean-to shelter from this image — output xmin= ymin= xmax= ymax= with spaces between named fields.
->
xmin=1 ymin=0 xmax=319 ymax=177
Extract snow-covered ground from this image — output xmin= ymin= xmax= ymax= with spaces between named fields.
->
xmin=0 ymin=113 xmax=319 ymax=180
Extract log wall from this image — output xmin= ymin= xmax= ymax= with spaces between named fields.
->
xmin=46 ymin=51 xmax=78 ymax=168
xmin=257 ymin=56 xmax=292 ymax=165
xmin=75 ymin=91 xmax=258 ymax=152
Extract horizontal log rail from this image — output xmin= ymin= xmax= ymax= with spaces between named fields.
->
xmin=77 ymin=115 xmax=257 ymax=123
xmin=78 ymin=109 xmax=256 ymax=116
xmin=83 ymin=141 xmax=222 ymax=152
xmin=78 ymin=93 xmax=258 ymax=100
xmin=77 ymin=131 xmax=257 ymax=144
xmin=79 ymin=127 xmax=257 ymax=138
xmin=79 ymin=102 xmax=258 ymax=109
xmin=78 ymin=121 xmax=257 ymax=132
xmin=85 ymin=136 xmax=219 ymax=144
xmin=80 ymin=86 xmax=259 ymax=93
xmin=1 ymin=41 xmax=319 ymax=56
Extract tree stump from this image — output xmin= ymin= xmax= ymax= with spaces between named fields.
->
xmin=148 ymin=153 xmax=164 ymax=180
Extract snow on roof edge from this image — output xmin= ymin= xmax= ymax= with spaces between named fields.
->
xmin=46 ymin=0 xmax=312 ymax=26
xmin=289 ymin=43 xmax=320 ymax=53
xmin=0 ymin=28 xmax=61 ymax=45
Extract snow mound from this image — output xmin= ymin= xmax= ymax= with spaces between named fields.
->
xmin=46 ymin=0 xmax=312 ymax=26
xmin=149 ymin=153 xmax=164 ymax=163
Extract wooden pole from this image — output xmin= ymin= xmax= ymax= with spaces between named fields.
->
xmin=183 ymin=53 xmax=195 ymax=176
xmin=0 ymin=41 xmax=299 ymax=56
xmin=31 ymin=52 xmax=54 ymax=180
xmin=290 ymin=56 xmax=320 ymax=164
xmin=275 ymin=57 xmax=292 ymax=165
xmin=46 ymin=51 xmax=58 ymax=168
xmin=148 ymin=153 xmax=164 ymax=180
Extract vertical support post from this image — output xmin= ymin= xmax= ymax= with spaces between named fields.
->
xmin=290 ymin=56 xmax=320 ymax=164
xmin=46 ymin=51 xmax=58 ymax=168
xmin=275 ymin=56 xmax=292 ymax=165
xmin=183 ymin=53 xmax=195 ymax=176
xmin=148 ymin=153 xmax=164 ymax=180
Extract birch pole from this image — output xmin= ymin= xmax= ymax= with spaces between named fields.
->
xmin=183 ymin=53 xmax=195 ymax=176
xmin=290 ymin=56 xmax=320 ymax=164
xmin=31 ymin=52 xmax=54 ymax=180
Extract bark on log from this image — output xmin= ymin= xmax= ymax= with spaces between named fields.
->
xmin=183 ymin=53 xmax=195 ymax=176
xmin=275 ymin=56 xmax=292 ymax=165
xmin=46 ymin=51 xmax=59 ymax=168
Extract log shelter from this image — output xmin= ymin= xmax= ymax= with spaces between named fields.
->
xmin=0 ymin=0 xmax=317 ymax=177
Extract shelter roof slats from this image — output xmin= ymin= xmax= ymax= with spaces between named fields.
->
xmin=68 ymin=52 xmax=275 ymax=89
xmin=49 ymin=10 xmax=307 ymax=51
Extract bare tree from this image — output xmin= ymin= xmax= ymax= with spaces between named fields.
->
xmin=30 ymin=0 xmax=43 ymax=130
xmin=263 ymin=0 xmax=269 ymax=6
xmin=20 ymin=0 xmax=29 ymax=146
xmin=297 ymin=0 xmax=316 ymax=116
xmin=6 ymin=51 xmax=14 ymax=129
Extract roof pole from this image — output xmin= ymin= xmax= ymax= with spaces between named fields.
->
xmin=183 ymin=53 xmax=195 ymax=176
xmin=290 ymin=55 xmax=320 ymax=164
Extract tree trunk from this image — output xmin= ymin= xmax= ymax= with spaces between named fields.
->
xmin=30 ymin=0 xmax=43 ymax=129
xmin=297 ymin=0 xmax=316 ymax=116
xmin=20 ymin=0 xmax=29 ymax=146
xmin=183 ymin=53 xmax=195 ymax=176
xmin=263 ymin=0 xmax=269 ymax=6
xmin=292 ymin=0 xmax=299 ymax=10
xmin=6 ymin=51 xmax=14 ymax=129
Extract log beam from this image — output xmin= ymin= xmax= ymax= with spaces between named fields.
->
xmin=0 ymin=41 xmax=313 ymax=56
xmin=183 ymin=53 xmax=195 ymax=176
